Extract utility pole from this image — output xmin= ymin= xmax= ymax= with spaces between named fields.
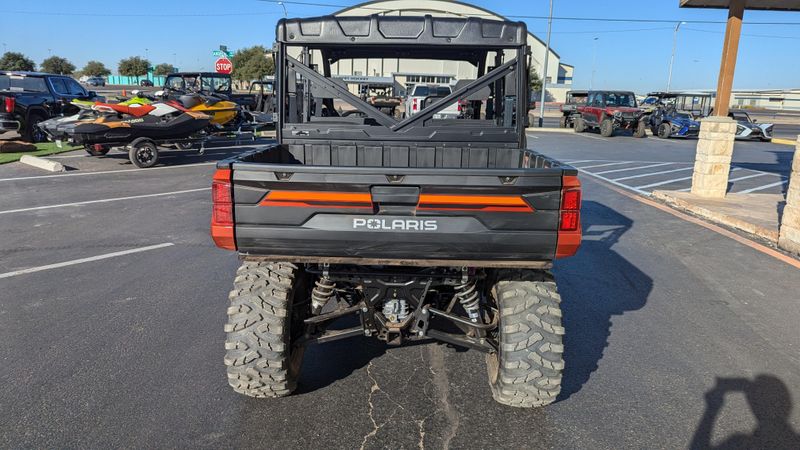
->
xmin=667 ymin=21 xmax=686 ymax=92
xmin=538 ymin=0 xmax=554 ymax=128
xmin=590 ymin=37 xmax=598 ymax=89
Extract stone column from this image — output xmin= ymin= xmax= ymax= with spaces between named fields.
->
xmin=690 ymin=116 xmax=738 ymax=198
xmin=778 ymin=136 xmax=800 ymax=254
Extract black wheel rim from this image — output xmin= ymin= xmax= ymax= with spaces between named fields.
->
xmin=31 ymin=121 xmax=46 ymax=143
xmin=136 ymin=146 xmax=154 ymax=164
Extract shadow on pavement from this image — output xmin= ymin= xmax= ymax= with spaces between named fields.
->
xmin=554 ymin=200 xmax=652 ymax=401
xmin=690 ymin=375 xmax=800 ymax=449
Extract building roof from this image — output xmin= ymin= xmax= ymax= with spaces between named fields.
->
xmin=680 ymin=0 xmax=800 ymax=10
xmin=334 ymin=0 xmax=561 ymax=59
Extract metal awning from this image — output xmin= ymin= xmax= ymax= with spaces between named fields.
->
xmin=680 ymin=0 xmax=800 ymax=10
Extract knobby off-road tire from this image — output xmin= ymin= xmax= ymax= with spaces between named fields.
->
xmin=600 ymin=118 xmax=614 ymax=137
xmin=486 ymin=270 xmax=564 ymax=408
xmin=658 ymin=122 xmax=672 ymax=139
xmin=574 ymin=117 xmax=586 ymax=133
xmin=634 ymin=121 xmax=647 ymax=138
xmin=224 ymin=261 xmax=308 ymax=398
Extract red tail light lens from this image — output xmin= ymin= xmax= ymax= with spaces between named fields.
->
xmin=4 ymin=96 xmax=14 ymax=113
xmin=556 ymin=176 xmax=582 ymax=258
xmin=560 ymin=210 xmax=579 ymax=231
xmin=211 ymin=169 xmax=235 ymax=250
xmin=412 ymin=98 xmax=418 ymax=111
xmin=561 ymin=189 xmax=581 ymax=213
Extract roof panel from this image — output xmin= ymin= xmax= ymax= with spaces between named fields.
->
xmin=680 ymin=0 xmax=800 ymax=10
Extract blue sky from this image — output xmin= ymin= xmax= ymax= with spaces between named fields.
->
xmin=2 ymin=0 xmax=799 ymax=92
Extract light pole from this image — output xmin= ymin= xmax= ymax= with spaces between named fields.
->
xmin=590 ymin=37 xmax=598 ymax=90
xmin=537 ymin=0 xmax=553 ymax=128
xmin=667 ymin=21 xmax=686 ymax=92
xmin=277 ymin=1 xmax=287 ymax=17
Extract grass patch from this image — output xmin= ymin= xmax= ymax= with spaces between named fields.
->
xmin=0 ymin=142 xmax=80 ymax=164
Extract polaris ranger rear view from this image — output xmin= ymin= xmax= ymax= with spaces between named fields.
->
xmin=211 ymin=14 xmax=582 ymax=408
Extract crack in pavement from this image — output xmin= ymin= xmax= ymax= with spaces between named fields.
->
xmin=427 ymin=345 xmax=460 ymax=450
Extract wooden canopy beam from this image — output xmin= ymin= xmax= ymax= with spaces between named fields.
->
xmin=713 ymin=0 xmax=745 ymax=117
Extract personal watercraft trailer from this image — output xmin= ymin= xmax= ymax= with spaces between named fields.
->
xmin=52 ymin=101 xmax=214 ymax=168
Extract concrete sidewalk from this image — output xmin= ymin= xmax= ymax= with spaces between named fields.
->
xmin=653 ymin=190 xmax=784 ymax=244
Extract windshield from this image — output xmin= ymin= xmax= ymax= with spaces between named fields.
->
xmin=165 ymin=76 xmax=194 ymax=91
xmin=0 ymin=75 xmax=48 ymax=92
xmin=606 ymin=93 xmax=636 ymax=108
xmin=201 ymin=76 xmax=230 ymax=93
xmin=412 ymin=86 xmax=430 ymax=97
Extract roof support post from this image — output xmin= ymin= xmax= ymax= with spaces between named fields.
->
xmin=713 ymin=0 xmax=744 ymax=118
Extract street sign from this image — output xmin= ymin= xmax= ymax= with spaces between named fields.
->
xmin=212 ymin=50 xmax=234 ymax=57
xmin=215 ymin=57 xmax=233 ymax=74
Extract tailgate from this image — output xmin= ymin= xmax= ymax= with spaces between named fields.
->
xmin=226 ymin=162 xmax=574 ymax=266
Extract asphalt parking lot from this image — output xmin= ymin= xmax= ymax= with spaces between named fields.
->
xmin=528 ymin=130 xmax=794 ymax=196
xmin=1 ymin=135 xmax=799 ymax=448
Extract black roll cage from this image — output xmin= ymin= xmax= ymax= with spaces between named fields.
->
xmin=274 ymin=14 xmax=530 ymax=147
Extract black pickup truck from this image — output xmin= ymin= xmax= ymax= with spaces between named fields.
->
xmin=211 ymin=15 xmax=582 ymax=408
xmin=0 ymin=71 xmax=103 ymax=142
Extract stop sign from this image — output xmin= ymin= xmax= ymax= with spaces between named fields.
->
xmin=215 ymin=57 xmax=233 ymax=74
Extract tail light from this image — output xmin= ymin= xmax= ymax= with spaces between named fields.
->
xmin=457 ymin=102 xmax=462 ymax=112
xmin=211 ymin=168 xmax=236 ymax=250
xmin=3 ymin=96 xmax=14 ymax=113
xmin=412 ymin=98 xmax=418 ymax=111
xmin=556 ymin=175 xmax=582 ymax=258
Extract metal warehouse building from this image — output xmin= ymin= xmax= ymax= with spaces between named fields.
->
xmin=295 ymin=0 xmax=574 ymax=102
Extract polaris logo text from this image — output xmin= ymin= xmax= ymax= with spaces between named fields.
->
xmin=353 ymin=218 xmax=438 ymax=231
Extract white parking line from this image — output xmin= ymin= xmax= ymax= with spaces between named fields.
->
xmin=738 ymin=179 xmax=789 ymax=194
xmin=0 ymin=188 xmax=209 ymax=215
xmin=574 ymin=133 xmax=608 ymax=142
xmin=594 ymin=162 xmax=673 ymax=175
xmin=562 ymin=160 xmax=596 ymax=165
xmin=677 ymin=172 xmax=777 ymax=192
xmin=612 ymin=166 xmax=694 ymax=181
xmin=0 ymin=243 xmax=174 ymax=279
xmin=635 ymin=176 xmax=695 ymax=189
xmin=573 ymin=161 xmax=638 ymax=170
xmin=577 ymin=170 xmax=650 ymax=196
xmin=0 ymin=162 xmax=215 ymax=183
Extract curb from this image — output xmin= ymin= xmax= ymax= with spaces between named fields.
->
xmin=525 ymin=127 xmax=573 ymax=134
xmin=19 ymin=155 xmax=65 ymax=172
xmin=652 ymin=190 xmax=779 ymax=244
xmin=772 ymin=138 xmax=797 ymax=146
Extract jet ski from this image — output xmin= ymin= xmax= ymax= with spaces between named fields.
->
xmin=62 ymin=101 xmax=211 ymax=146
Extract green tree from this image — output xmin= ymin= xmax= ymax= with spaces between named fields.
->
xmin=118 ymin=56 xmax=151 ymax=81
xmin=0 ymin=52 xmax=36 ymax=71
xmin=230 ymin=46 xmax=274 ymax=84
xmin=41 ymin=56 xmax=75 ymax=75
xmin=81 ymin=60 xmax=111 ymax=77
xmin=153 ymin=63 xmax=174 ymax=77
xmin=529 ymin=67 xmax=543 ymax=94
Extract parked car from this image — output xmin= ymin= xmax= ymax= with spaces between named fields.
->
xmin=575 ymin=90 xmax=647 ymax=138
xmin=0 ymin=71 xmax=104 ymax=142
xmin=404 ymin=84 xmax=459 ymax=119
xmin=140 ymin=79 xmax=154 ymax=87
xmin=729 ymin=110 xmax=773 ymax=141
xmin=85 ymin=76 xmax=106 ymax=87
xmin=559 ymin=90 xmax=588 ymax=128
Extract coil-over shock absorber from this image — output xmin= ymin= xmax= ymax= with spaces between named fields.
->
xmin=454 ymin=278 xmax=481 ymax=322
xmin=311 ymin=277 xmax=336 ymax=314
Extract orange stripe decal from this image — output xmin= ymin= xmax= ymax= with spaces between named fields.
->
xmin=418 ymin=194 xmax=533 ymax=212
xmin=260 ymin=191 xmax=373 ymax=209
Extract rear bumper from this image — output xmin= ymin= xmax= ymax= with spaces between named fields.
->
xmin=234 ymin=225 xmax=558 ymax=266
xmin=0 ymin=114 xmax=20 ymax=133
